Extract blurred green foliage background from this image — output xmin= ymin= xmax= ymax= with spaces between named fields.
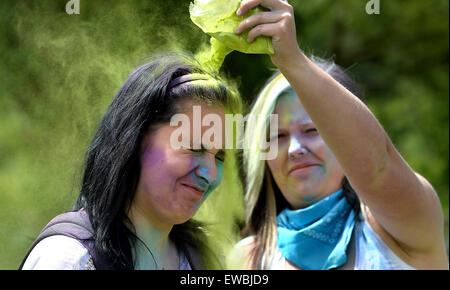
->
xmin=0 ymin=0 xmax=448 ymax=269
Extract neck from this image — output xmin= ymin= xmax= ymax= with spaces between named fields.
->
xmin=127 ymin=204 xmax=177 ymax=269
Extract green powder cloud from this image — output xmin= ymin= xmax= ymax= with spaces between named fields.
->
xmin=0 ymin=0 xmax=244 ymax=269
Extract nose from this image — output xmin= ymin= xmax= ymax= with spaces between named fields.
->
xmin=194 ymin=154 xmax=219 ymax=188
xmin=288 ymin=135 xmax=308 ymax=159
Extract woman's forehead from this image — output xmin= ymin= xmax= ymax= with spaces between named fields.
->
xmin=274 ymin=93 xmax=312 ymax=126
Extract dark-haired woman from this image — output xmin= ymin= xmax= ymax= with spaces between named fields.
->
xmin=20 ymin=54 xmax=242 ymax=270
xmin=228 ymin=0 xmax=448 ymax=270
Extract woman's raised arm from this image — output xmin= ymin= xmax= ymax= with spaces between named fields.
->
xmin=236 ymin=0 xmax=447 ymax=268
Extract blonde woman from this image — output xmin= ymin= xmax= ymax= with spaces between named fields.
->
xmin=228 ymin=0 xmax=448 ymax=270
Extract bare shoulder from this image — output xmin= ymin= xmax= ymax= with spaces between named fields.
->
xmin=226 ymin=236 xmax=257 ymax=270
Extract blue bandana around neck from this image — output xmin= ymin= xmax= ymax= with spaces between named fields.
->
xmin=276 ymin=189 xmax=355 ymax=270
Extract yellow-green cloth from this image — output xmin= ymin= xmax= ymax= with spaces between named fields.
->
xmin=190 ymin=0 xmax=274 ymax=70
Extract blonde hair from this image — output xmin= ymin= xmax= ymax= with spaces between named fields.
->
xmin=242 ymin=72 xmax=291 ymax=269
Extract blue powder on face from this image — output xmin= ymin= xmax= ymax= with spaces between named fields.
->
xmin=194 ymin=159 xmax=224 ymax=210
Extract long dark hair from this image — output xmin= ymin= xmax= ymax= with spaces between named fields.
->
xmin=242 ymin=56 xmax=365 ymax=269
xmin=73 ymin=53 xmax=241 ymax=269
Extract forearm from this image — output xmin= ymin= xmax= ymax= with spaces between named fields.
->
xmin=278 ymin=53 xmax=446 ymax=253
xmin=235 ymin=0 xmax=446 ymax=259
xmin=278 ymin=52 xmax=391 ymax=188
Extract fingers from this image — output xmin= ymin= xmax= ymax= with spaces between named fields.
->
xmin=234 ymin=11 xmax=284 ymax=35
xmin=235 ymin=0 xmax=295 ymax=43
xmin=235 ymin=9 xmax=295 ymax=43
xmin=237 ymin=0 xmax=291 ymax=16
xmin=246 ymin=22 xmax=279 ymax=43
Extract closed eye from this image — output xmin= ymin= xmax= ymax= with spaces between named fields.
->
xmin=189 ymin=146 xmax=205 ymax=156
xmin=190 ymin=147 xmax=225 ymax=163
xmin=190 ymin=148 xmax=204 ymax=153
xmin=270 ymin=132 xmax=288 ymax=141
xmin=305 ymin=128 xmax=317 ymax=133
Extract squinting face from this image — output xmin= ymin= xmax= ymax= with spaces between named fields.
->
xmin=133 ymin=99 xmax=226 ymax=226
xmin=266 ymin=93 xmax=345 ymax=209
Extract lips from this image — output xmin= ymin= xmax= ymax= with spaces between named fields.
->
xmin=288 ymin=162 xmax=319 ymax=174
xmin=181 ymin=183 xmax=206 ymax=197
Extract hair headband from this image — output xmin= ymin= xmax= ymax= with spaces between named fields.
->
xmin=168 ymin=73 xmax=215 ymax=90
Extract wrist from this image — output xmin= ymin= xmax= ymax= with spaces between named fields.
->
xmin=272 ymin=48 xmax=309 ymax=75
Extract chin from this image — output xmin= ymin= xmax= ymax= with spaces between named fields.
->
xmin=290 ymin=185 xmax=313 ymax=196
xmin=288 ymin=186 xmax=323 ymax=203
xmin=172 ymin=216 xmax=193 ymax=225
xmin=170 ymin=208 xmax=196 ymax=225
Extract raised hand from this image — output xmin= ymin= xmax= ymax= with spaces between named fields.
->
xmin=234 ymin=0 xmax=303 ymax=68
